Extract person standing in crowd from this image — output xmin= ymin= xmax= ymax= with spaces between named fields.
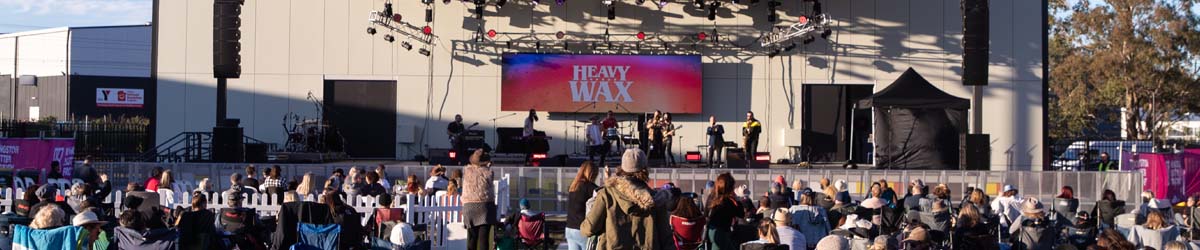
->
xmin=1127 ymin=211 xmax=1180 ymax=249
xmin=1008 ymin=198 xmax=1060 ymax=250
xmin=586 ymin=117 xmax=608 ymax=167
xmin=259 ymin=166 xmax=284 ymax=196
xmin=1096 ymin=152 xmax=1116 ymax=171
xmin=425 ymin=165 xmax=450 ymax=193
xmin=706 ymin=115 xmax=725 ymax=168
xmin=46 ymin=161 xmax=64 ymax=180
xmin=582 ymin=149 xmax=672 ymax=250
xmin=773 ymin=209 xmax=806 ymax=250
xmin=953 ymin=204 xmax=998 ymax=250
xmin=992 ymin=184 xmax=1023 ymax=230
xmin=743 ymin=111 xmax=762 ymax=165
xmin=242 ymin=165 xmax=259 ymax=191
xmin=74 ymin=158 xmax=98 ymax=187
xmin=30 ymin=185 xmax=75 ymax=226
xmin=175 ymin=194 xmax=219 ymax=250
xmin=462 ymin=149 xmax=496 ymax=250
xmin=145 ymin=167 xmax=163 ymax=191
xmin=566 ymin=162 xmax=599 ymax=250
xmin=703 ymin=172 xmax=743 ymax=250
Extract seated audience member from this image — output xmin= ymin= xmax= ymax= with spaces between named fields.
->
xmin=14 ymin=184 xmax=40 ymax=217
xmin=29 ymin=205 xmax=65 ymax=229
xmin=175 ymin=194 xmax=220 ymax=250
xmin=773 ymin=209 xmax=806 ymax=250
xmin=29 ymin=185 xmax=76 ymax=226
xmin=740 ymin=220 xmax=784 ymax=250
xmin=362 ymin=171 xmax=388 ymax=197
xmin=73 ymin=210 xmax=109 ymax=250
xmin=389 ymin=210 xmax=418 ymax=248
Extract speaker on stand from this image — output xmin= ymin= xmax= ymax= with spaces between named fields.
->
xmin=212 ymin=119 xmax=245 ymax=163
xmin=961 ymin=0 xmax=989 ymax=86
xmin=961 ymin=134 xmax=990 ymax=170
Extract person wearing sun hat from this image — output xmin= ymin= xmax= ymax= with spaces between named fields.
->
xmin=991 ymin=184 xmax=1023 ymax=230
xmin=1009 ymin=197 xmax=1063 ymax=249
xmin=772 ymin=209 xmax=806 ymax=250
xmin=900 ymin=226 xmax=932 ymax=249
xmin=74 ymin=210 xmax=110 ymax=250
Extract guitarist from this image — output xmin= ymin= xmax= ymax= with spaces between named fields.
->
xmin=448 ymin=114 xmax=479 ymax=163
xmin=662 ymin=113 xmax=677 ymax=166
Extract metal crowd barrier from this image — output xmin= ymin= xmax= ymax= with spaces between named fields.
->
xmin=91 ymin=163 xmax=1144 ymax=214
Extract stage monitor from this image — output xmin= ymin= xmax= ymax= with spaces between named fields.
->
xmin=501 ymin=53 xmax=703 ymax=114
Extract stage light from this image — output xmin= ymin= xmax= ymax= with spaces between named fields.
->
xmin=607 ymin=5 xmax=616 ymax=20
xmin=693 ymin=0 xmax=704 ymax=8
xmin=556 ymin=31 xmax=565 ymax=39
xmin=635 ymin=0 xmax=645 ymax=5
xmin=697 ymin=31 xmax=707 ymax=41
xmin=448 ymin=151 xmax=458 ymax=160
xmin=768 ymin=49 xmax=781 ymax=57
xmin=401 ymin=41 xmax=413 ymax=50
xmin=536 ymin=41 xmax=541 ymax=50
xmin=802 ymin=36 xmax=816 ymax=44
xmin=487 ymin=29 xmax=497 ymax=39
xmin=423 ymin=0 xmax=434 ymax=5
xmin=425 ymin=9 xmax=433 ymax=22
xmin=497 ymin=0 xmax=507 ymax=6
xmin=531 ymin=0 xmax=541 ymax=4
xmin=799 ymin=15 xmax=809 ymax=24
xmin=603 ymin=0 xmax=614 ymax=5
xmin=563 ymin=41 xmax=569 ymax=50
xmin=636 ymin=31 xmax=646 ymax=40
xmin=783 ymin=42 xmax=796 ymax=51
xmin=821 ymin=29 xmax=832 ymax=39
xmin=443 ymin=0 xmax=451 ymax=4
xmin=384 ymin=34 xmax=395 ymax=42
xmin=384 ymin=3 xmax=394 ymax=18
xmin=422 ymin=26 xmax=433 ymax=35
xmin=392 ymin=14 xmax=403 ymax=23
xmin=767 ymin=0 xmax=779 ymax=22
xmin=556 ymin=0 xmax=566 ymax=5
xmin=475 ymin=6 xmax=484 ymax=18
xmin=707 ymin=1 xmax=718 ymax=20
xmin=367 ymin=27 xmax=377 ymax=35
xmin=506 ymin=41 xmax=512 ymax=49
xmin=419 ymin=48 xmax=432 ymax=56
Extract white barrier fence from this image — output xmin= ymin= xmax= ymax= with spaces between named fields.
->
xmin=0 ymin=174 xmax=510 ymax=249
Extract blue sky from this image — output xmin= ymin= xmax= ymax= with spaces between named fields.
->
xmin=0 ymin=0 xmax=151 ymax=33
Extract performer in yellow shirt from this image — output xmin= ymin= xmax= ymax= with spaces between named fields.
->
xmin=743 ymin=111 xmax=762 ymax=165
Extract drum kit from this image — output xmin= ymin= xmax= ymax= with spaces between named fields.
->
xmin=282 ymin=113 xmax=345 ymax=153
xmin=570 ymin=120 xmax=636 ymax=156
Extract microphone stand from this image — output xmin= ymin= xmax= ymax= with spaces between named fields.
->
xmin=567 ymin=102 xmax=599 ymax=155
xmin=488 ymin=112 xmax=519 ymax=150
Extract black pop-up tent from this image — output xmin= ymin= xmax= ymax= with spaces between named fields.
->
xmin=858 ymin=68 xmax=969 ymax=169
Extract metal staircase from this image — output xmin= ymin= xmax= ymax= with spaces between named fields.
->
xmin=142 ymin=132 xmax=277 ymax=162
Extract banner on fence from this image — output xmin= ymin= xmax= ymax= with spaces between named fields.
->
xmin=0 ymin=138 xmax=74 ymax=184
xmin=1124 ymin=152 xmax=1184 ymax=202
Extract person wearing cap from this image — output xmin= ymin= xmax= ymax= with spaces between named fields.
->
xmin=1127 ymin=210 xmax=1180 ymax=250
xmin=74 ymin=210 xmax=109 ymax=250
xmin=582 ymin=148 xmax=674 ymax=250
xmin=828 ymin=191 xmax=860 ymax=229
xmin=29 ymin=184 xmax=76 ymax=226
xmin=900 ymin=226 xmax=932 ymax=249
xmin=1008 ymin=197 xmax=1062 ymax=250
xmin=991 ymin=184 xmax=1023 ymax=230
xmin=772 ymin=209 xmax=806 ymax=250
xmin=462 ymin=149 xmax=496 ymax=250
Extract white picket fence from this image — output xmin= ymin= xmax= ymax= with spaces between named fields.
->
xmin=0 ymin=174 xmax=511 ymax=249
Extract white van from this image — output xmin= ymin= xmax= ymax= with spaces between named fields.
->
xmin=1051 ymin=141 xmax=1153 ymax=171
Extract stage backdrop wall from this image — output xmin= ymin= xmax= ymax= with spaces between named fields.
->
xmin=154 ymin=0 xmax=1045 ymax=170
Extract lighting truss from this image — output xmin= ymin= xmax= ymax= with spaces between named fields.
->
xmin=368 ymin=10 xmax=436 ymax=46
xmin=759 ymin=13 xmax=831 ymax=47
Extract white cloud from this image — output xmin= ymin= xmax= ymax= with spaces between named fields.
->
xmin=0 ymin=0 xmax=151 ymax=16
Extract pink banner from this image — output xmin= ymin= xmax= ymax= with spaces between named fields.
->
xmin=1184 ymin=149 xmax=1200 ymax=198
xmin=1124 ymin=152 xmax=1184 ymax=202
xmin=0 ymin=138 xmax=74 ymax=182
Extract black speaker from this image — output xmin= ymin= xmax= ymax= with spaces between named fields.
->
xmin=962 ymin=0 xmax=988 ymax=86
xmin=212 ymin=126 xmax=245 ymax=163
xmin=214 ymin=0 xmax=243 ymax=79
xmin=244 ymin=143 xmax=268 ymax=163
xmin=725 ymin=148 xmax=746 ymax=168
xmin=961 ymin=134 xmax=990 ymax=170
xmin=427 ymin=148 xmax=455 ymax=165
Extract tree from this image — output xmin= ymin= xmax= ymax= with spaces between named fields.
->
xmin=1050 ymin=0 xmax=1200 ymax=145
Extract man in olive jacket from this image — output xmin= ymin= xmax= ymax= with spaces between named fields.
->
xmin=581 ymin=149 xmax=674 ymax=250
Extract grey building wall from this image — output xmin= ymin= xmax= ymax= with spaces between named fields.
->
xmin=15 ymin=76 xmax=70 ymax=121
xmin=156 ymin=0 xmax=1045 ymax=170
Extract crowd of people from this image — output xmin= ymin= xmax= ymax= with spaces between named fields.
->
xmin=12 ymin=150 xmax=1200 ymax=250
xmin=554 ymin=149 xmax=1200 ymax=250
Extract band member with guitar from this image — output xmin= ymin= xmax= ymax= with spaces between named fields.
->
xmin=448 ymin=114 xmax=479 ymax=164
xmin=662 ymin=113 xmax=677 ymax=166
